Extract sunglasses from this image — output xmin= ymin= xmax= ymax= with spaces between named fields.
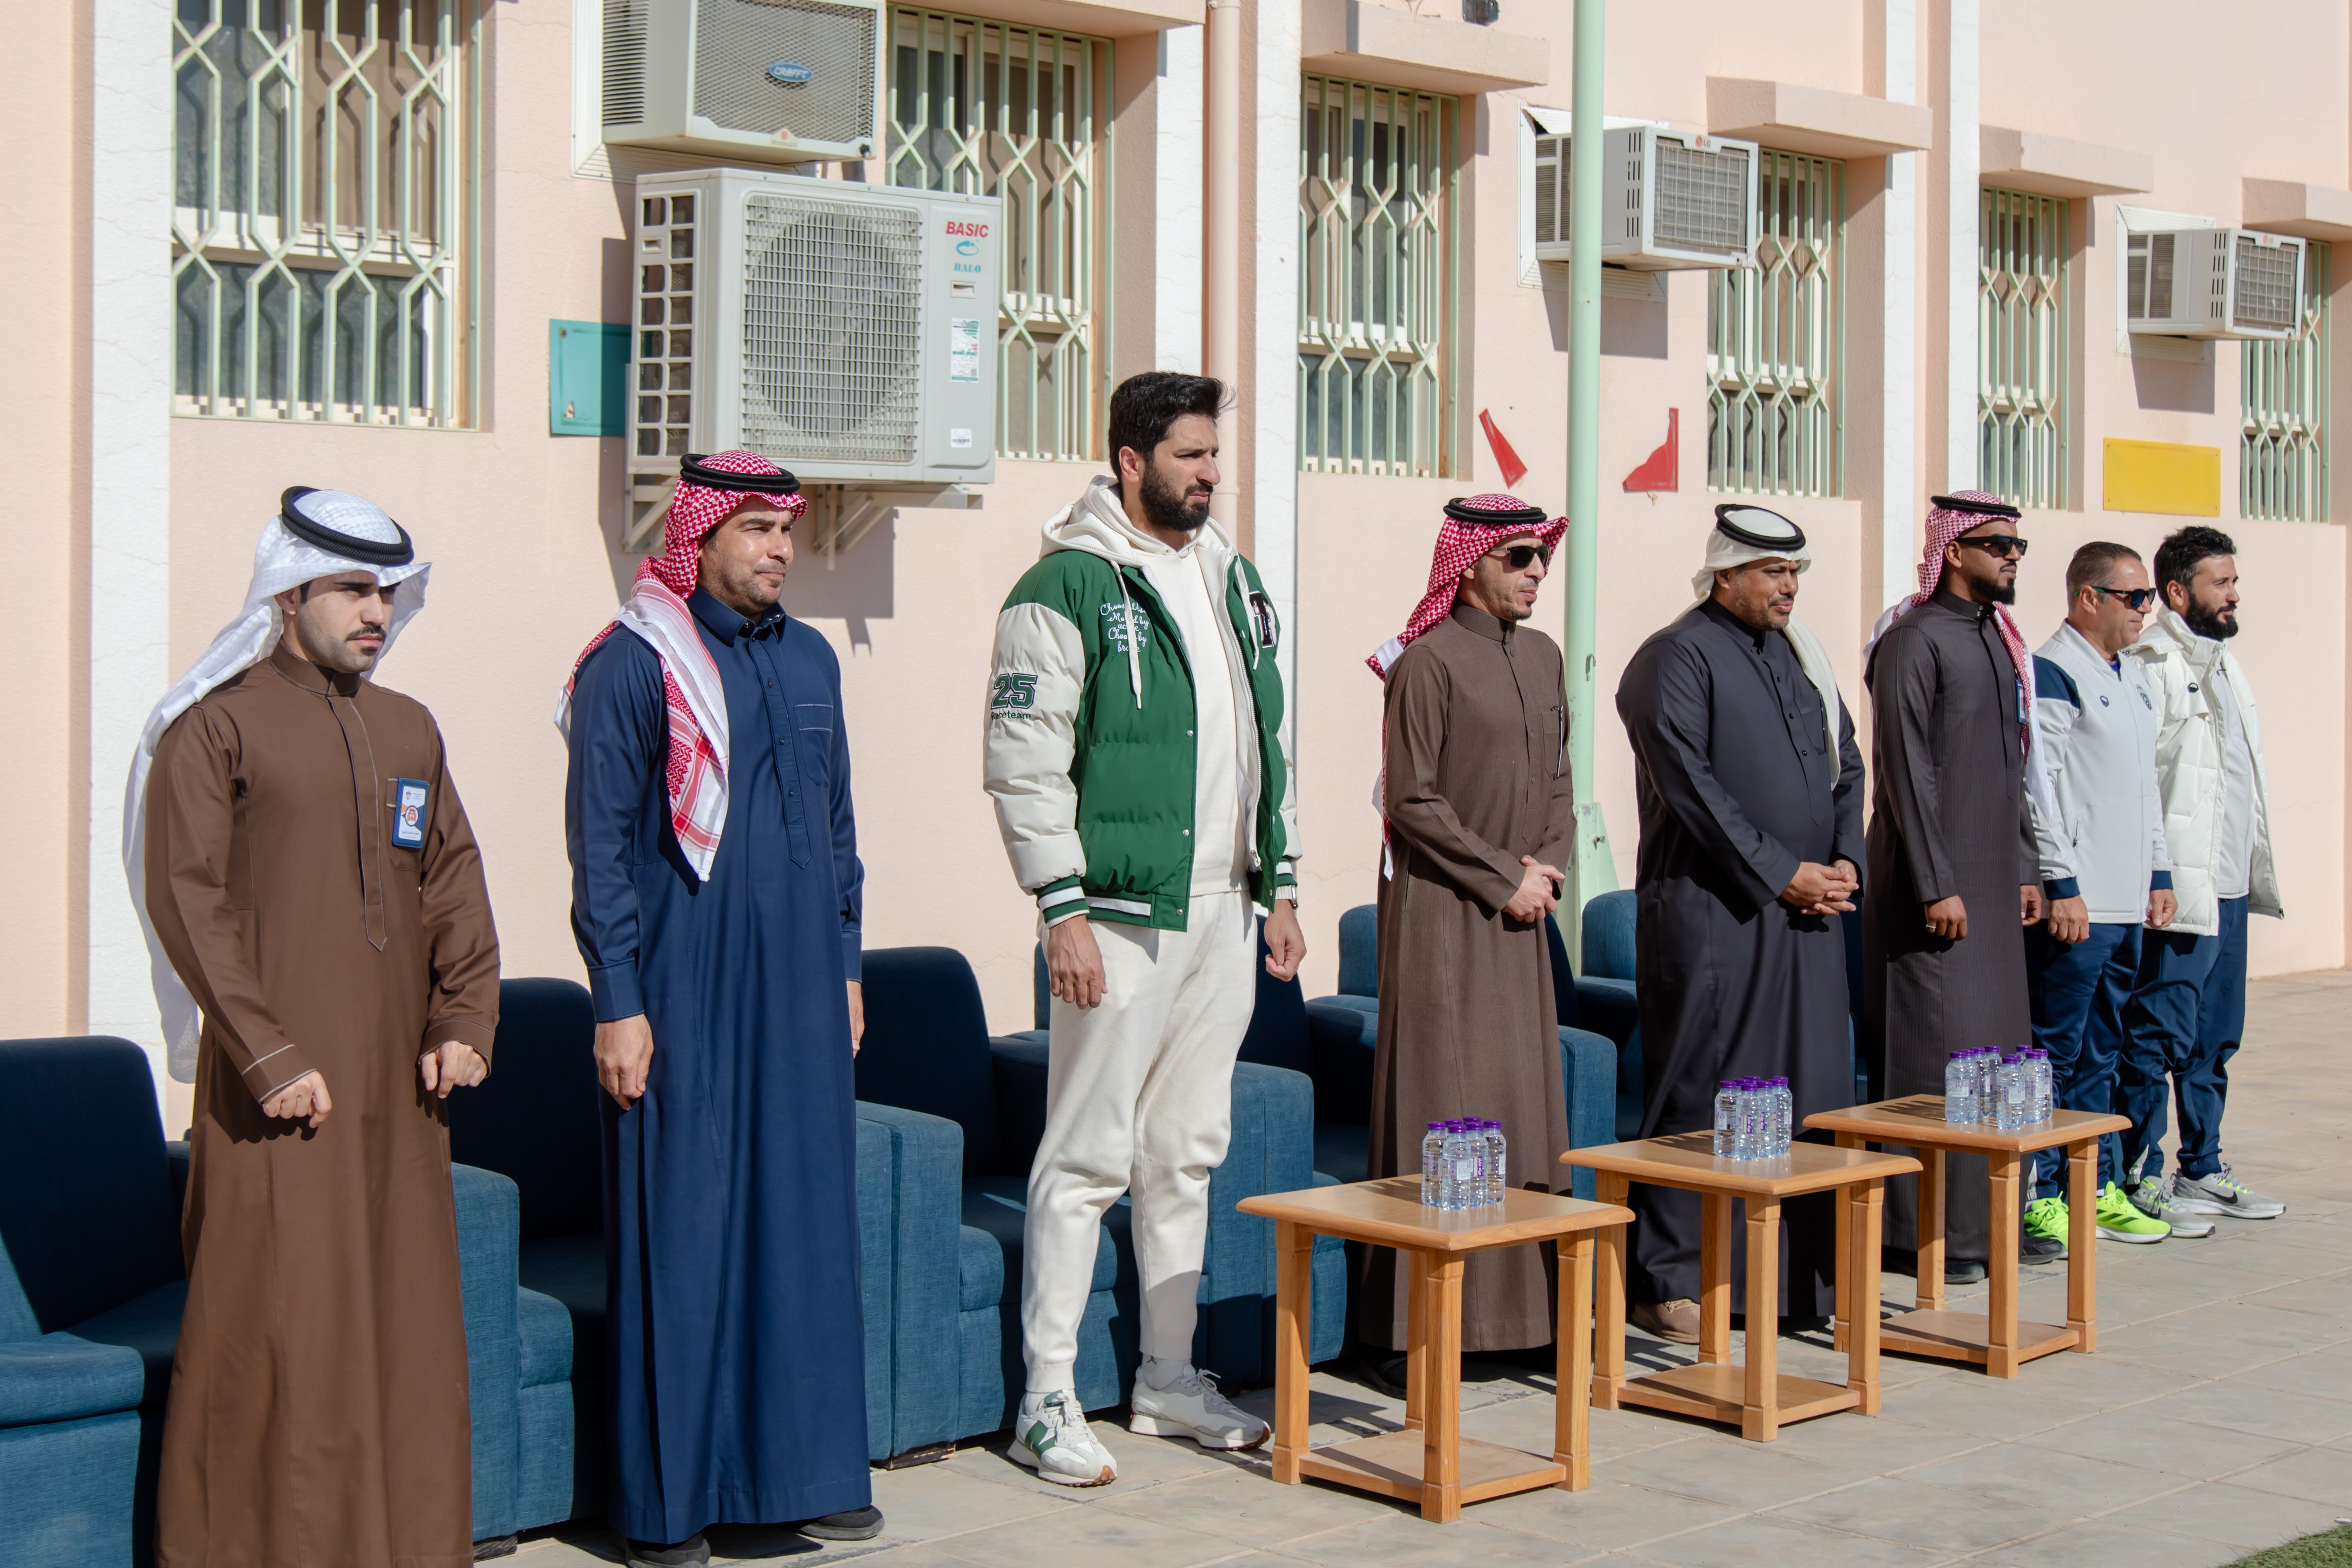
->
xmin=1957 ymin=534 xmax=2031 ymax=559
xmin=1484 ymin=543 xmax=1554 ymax=570
xmin=2087 ymin=583 xmax=2158 ymax=611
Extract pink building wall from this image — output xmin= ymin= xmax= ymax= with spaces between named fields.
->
xmin=12 ymin=0 xmax=2351 ymax=1107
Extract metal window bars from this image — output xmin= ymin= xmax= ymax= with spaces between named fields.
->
xmin=1706 ymin=149 xmax=1843 ymax=496
xmin=1978 ymin=187 xmax=2069 ymax=508
xmin=2242 ymin=240 xmax=2328 ymax=523
xmin=171 ymin=0 xmax=478 ymax=427
xmin=885 ymin=8 xmax=1110 ymax=464
xmin=1299 ymin=75 xmax=1457 ymax=478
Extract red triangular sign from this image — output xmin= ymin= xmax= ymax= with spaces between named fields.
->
xmin=1622 ymin=409 xmax=1678 ymax=492
xmin=1478 ymin=409 xmax=1529 ymax=489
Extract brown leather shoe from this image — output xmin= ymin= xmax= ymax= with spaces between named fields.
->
xmin=1630 ymin=1298 xmax=1700 ymax=1343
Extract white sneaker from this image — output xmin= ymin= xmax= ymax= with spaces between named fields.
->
xmin=1009 ymin=1390 xmax=1117 ymax=1487
xmin=1128 ymin=1362 xmax=1268 ymax=1451
xmin=2170 ymin=1165 xmax=2287 ymax=1220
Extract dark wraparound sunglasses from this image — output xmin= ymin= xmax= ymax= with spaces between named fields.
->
xmin=2087 ymin=583 xmax=2158 ymax=611
xmin=1957 ymin=534 xmax=2031 ymax=559
xmin=1485 ymin=543 xmax=1555 ymax=569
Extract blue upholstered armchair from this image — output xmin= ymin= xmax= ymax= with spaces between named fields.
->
xmin=1312 ymin=903 xmax=1621 ymax=1194
xmin=0 ymin=1037 xmax=523 ymax=1564
xmin=855 ymin=943 xmax=1340 ymax=1441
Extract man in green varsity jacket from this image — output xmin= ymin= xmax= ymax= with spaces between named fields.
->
xmin=982 ymin=372 xmax=1303 ymax=1486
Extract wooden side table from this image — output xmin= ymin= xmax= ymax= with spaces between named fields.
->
xmin=1235 ymin=1177 xmax=1632 ymax=1523
xmin=1803 ymin=1098 xmax=2131 ymax=1377
xmin=1558 ymin=1135 xmax=1920 ymax=1442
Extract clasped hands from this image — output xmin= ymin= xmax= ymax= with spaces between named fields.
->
xmin=1780 ymin=859 xmax=1859 ymax=916
xmin=258 ymin=1039 xmax=488 ymax=1129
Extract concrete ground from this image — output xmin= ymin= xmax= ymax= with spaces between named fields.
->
xmin=517 ymin=970 xmax=2352 ymax=1568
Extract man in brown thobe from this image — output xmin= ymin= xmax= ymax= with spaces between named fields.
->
xmin=130 ymin=488 xmax=500 ymax=1568
xmin=1362 ymin=495 xmax=1576 ymax=1352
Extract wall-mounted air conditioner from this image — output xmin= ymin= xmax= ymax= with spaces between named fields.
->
xmin=1531 ymin=125 xmax=1758 ymax=269
xmin=626 ymin=167 xmax=1000 ymax=519
xmin=2126 ymin=227 xmax=2306 ymax=341
xmin=603 ymin=0 xmax=883 ymax=163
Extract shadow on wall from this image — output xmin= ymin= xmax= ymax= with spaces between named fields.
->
xmin=1544 ymin=288 xmax=1670 ymax=360
xmin=2129 ymin=345 xmax=2216 ymax=415
xmin=783 ymin=518 xmax=896 ymax=652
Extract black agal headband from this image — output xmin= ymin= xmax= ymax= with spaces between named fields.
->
xmin=681 ymin=453 xmax=801 ymax=495
xmin=1713 ymin=504 xmax=1806 ymax=553
xmin=1929 ymin=493 xmax=2022 ymax=521
xmin=278 ymin=486 xmax=416 ymax=566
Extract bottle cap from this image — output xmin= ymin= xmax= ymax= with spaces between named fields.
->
xmin=1428 ymin=1121 xmax=1446 ymax=1132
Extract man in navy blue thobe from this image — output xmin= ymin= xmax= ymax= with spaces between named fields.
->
xmin=561 ymin=452 xmax=879 ymax=1567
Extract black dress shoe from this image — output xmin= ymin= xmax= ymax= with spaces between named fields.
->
xmin=2020 ymin=1232 xmax=2067 ymax=1266
xmin=1943 ymin=1259 xmax=1988 ymax=1285
xmin=621 ymin=1534 xmax=710 ymax=1568
xmin=799 ymin=1506 xmax=884 ymax=1541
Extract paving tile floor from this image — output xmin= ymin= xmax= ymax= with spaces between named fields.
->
xmin=515 ymin=971 xmax=2352 ymax=1568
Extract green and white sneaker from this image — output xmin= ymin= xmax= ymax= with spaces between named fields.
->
xmin=2094 ymin=1181 xmax=2169 ymax=1243
xmin=2023 ymin=1196 xmax=2071 ymax=1254
xmin=2171 ymin=1165 xmax=2287 ymax=1220
xmin=1010 ymin=1390 xmax=1117 ymax=1487
xmin=2130 ymin=1174 xmax=2215 ymax=1238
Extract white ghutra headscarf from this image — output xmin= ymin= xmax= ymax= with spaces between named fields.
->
xmin=122 ymin=488 xmax=431 ymax=1082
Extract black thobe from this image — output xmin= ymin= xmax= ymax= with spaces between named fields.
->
xmin=1615 ymin=600 xmax=1864 ymax=1318
xmin=1863 ymin=586 xmax=2037 ymax=1266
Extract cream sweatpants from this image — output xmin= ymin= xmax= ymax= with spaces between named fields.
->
xmin=1020 ymin=889 xmax=1259 ymax=1392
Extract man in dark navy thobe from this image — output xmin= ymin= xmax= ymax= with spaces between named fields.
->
xmin=1614 ymin=506 xmax=1866 ymax=1341
xmin=561 ymin=452 xmax=880 ymax=1567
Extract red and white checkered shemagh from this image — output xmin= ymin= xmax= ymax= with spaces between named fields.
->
xmin=1871 ymin=488 xmax=2037 ymax=759
xmin=556 ymin=451 xmax=807 ymax=880
xmin=1365 ymin=493 xmax=1568 ymax=679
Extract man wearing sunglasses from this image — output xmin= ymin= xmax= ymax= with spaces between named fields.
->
xmin=1615 ymin=505 xmax=1865 ymax=1343
xmin=2019 ymin=542 xmax=2183 ymax=1255
xmin=2116 ymin=527 xmax=2287 ymax=1226
xmin=1863 ymin=492 xmax=2050 ymax=1283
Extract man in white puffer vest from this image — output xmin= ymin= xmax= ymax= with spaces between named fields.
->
xmin=2020 ymin=542 xmax=2183 ymax=1255
xmin=2120 ymin=526 xmax=2287 ymax=1227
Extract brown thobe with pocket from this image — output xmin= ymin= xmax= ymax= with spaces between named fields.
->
xmin=1364 ymin=603 xmax=1576 ymax=1351
xmin=1863 ymin=587 xmax=2038 ymax=1267
xmin=145 ymin=640 xmax=500 ymax=1568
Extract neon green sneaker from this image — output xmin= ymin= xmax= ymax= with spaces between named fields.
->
xmin=2095 ymin=1181 xmax=2170 ymax=1243
xmin=2023 ymin=1196 xmax=2070 ymax=1249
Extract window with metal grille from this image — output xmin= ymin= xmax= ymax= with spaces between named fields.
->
xmin=1299 ymin=75 xmax=1458 ymax=478
xmin=2242 ymin=240 xmax=2328 ymax=523
xmin=172 ymin=0 xmax=479 ymax=427
xmin=1706 ymin=149 xmax=1842 ymax=496
xmin=1978 ymin=187 xmax=2069 ymax=508
xmin=885 ymin=8 xmax=1109 ymax=463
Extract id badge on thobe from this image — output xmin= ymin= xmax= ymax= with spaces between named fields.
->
xmin=391 ymin=777 xmax=429 ymax=849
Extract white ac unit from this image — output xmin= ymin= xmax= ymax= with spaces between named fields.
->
xmin=603 ymin=0 xmax=883 ymax=163
xmin=2126 ymin=227 xmax=2306 ymax=341
xmin=626 ymin=167 xmax=1000 ymax=506
xmin=1531 ymin=126 xmax=1759 ymax=270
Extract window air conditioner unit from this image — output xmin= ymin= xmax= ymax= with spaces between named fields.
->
xmin=626 ymin=167 xmax=1000 ymax=507
xmin=603 ymin=0 xmax=883 ymax=163
xmin=1531 ymin=126 xmax=1758 ymax=270
xmin=2126 ymin=228 xmax=2306 ymax=341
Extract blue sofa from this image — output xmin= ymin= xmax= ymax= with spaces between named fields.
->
xmin=0 ymin=1036 xmax=528 ymax=1565
xmin=856 ymin=944 xmax=1343 ymax=1436
xmin=1313 ymin=904 xmax=1619 ymax=1196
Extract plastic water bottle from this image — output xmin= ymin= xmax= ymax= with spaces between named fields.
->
xmin=1712 ymin=1081 xmax=1739 ymax=1158
xmin=1768 ymin=1076 xmax=1792 ymax=1156
xmin=1995 ymin=1056 xmax=2028 ymax=1130
xmin=1448 ymin=1121 xmax=1481 ymax=1209
xmin=1945 ymin=1052 xmax=1975 ymax=1123
xmin=1421 ymin=1122 xmax=1447 ymax=1206
xmin=1483 ymin=1119 xmax=1507 ymax=1203
xmin=1468 ymin=1119 xmax=1494 ymax=1205
xmin=1974 ymin=1048 xmax=1999 ymax=1115
xmin=2030 ymin=1049 xmax=2053 ymax=1122
xmin=1743 ymin=1078 xmax=1770 ymax=1159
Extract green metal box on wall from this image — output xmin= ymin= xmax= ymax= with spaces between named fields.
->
xmin=549 ymin=320 xmax=630 ymax=435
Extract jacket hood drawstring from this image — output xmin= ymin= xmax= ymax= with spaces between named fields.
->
xmin=1117 ymin=569 xmax=1144 ymax=705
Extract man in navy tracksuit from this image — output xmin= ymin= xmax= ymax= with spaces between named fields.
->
xmin=2021 ymin=541 xmax=2190 ymax=1250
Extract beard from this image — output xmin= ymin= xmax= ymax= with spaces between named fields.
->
xmin=2185 ymin=600 xmax=2239 ymax=640
xmin=1139 ymin=463 xmax=1210 ymax=535
xmin=1986 ymin=577 xmax=2017 ymax=605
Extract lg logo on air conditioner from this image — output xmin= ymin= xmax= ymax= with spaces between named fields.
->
xmin=948 ymin=220 xmax=989 ymax=274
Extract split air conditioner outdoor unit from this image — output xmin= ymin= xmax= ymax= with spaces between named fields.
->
xmin=1531 ymin=126 xmax=1759 ymax=269
xmin=2127 ymin=227 xmax=2306 ymax=341
xmin=625 ymin=167 xmax=1000 ymax=529
xmin=602 ymin=0 xmax=883 ymax=163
